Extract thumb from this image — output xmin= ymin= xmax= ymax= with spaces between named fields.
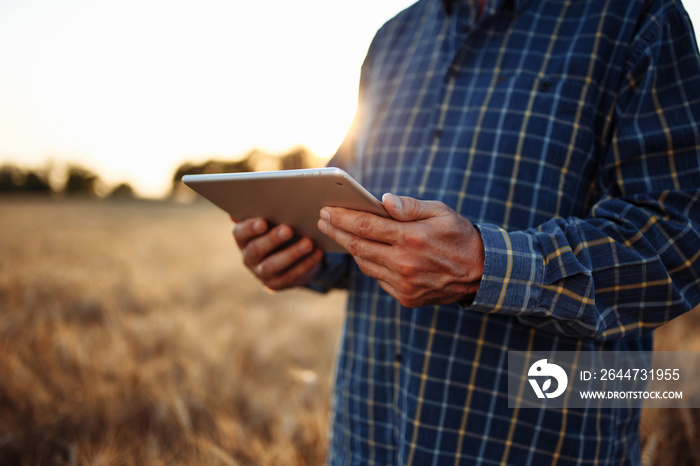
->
xmin=381 ymin=193 xmax=446 ymax=221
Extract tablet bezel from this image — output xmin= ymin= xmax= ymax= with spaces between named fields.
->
xmin=182 ymin=167 xmax=388 ymax=253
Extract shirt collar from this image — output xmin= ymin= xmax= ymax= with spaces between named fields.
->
xmin=440 ymin=0 xmax=533 ymax=15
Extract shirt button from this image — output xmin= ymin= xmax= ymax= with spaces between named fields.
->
xmin=540 ymin=80 xmax=552 ymax=92
xmin=394 ymin=353 xmax=402 ymax=363
xmin=435 ymin=128 xmax=443 ymax=138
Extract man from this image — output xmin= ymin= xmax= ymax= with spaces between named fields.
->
xmin=233 ymin=0 xmax=700 ymax=464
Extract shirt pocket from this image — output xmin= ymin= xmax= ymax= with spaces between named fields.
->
xmin=491 ymin=74 xmax=600 ymax=218
xmin=495 ymin=74 xmax=597 ymax=148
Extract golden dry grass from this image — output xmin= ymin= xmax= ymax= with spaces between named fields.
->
xmin=0 ymin=198 xmax=698 ymax=465
xmin=0 ymin=198 xmax=345 ymax=465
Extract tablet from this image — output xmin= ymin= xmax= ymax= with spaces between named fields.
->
xmin=182 ymin=167 xmax=389 ymax=253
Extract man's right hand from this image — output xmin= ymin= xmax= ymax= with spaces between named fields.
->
xmin=232 ymin=218 xmax=324 ymax=291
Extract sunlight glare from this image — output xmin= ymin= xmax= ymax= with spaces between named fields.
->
xmin=2 ymin=0 xmax=700 ymax=197
xmin=0 ymin=0 xmax=416 ymax=197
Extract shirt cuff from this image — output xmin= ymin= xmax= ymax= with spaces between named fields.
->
xmin=304 ymin=252 xmax=351 ymax=293
xmin=465 ymin=223 xmax=544 ymax=315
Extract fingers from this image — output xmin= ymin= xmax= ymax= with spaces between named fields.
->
xmin=232 ymin=219 xmax=323 ymax=290
xmin=381 ymin=193 xmax=448 ymax=222
xmin=255 ymin=237 xmax=314 ymax=280
xmin=319 ymin=207 xmax=399 ymax=245
xmin=317 ymin=196 xmax=450 ymax=248
xmin=318 ymin=216 xmax=393 ymax=267
xmin=264 ymin=247 xmax=324 ymax=291
xmin=239 ymin=224 xmax=294 ymax=268
xmin=353 ymin=255 xmax=395 ymax=284
xmin=233 ymin=218 xmax=268 ymax=249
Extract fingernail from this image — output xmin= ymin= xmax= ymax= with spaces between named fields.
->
xmin=318 ymin=219 xmax=328 ymax=234
xmin=320 ymin=209 xmax=330 ymax=221
xmin=391 ymin=194 xmax=402 ymax=211
xmin=254 ymin=220 xmax=266 ymax=233
xmin=278 ymin=226 xmax=292 ymax=240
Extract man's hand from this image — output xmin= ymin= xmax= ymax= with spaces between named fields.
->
xmin=317 ymin=194 xmax=484 ymax=308
xmin=232 ymin=218 xmax=323 ymax=291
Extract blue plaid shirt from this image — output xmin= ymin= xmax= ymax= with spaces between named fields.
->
xmin=312 ymin=0 xmax=700 ymax=464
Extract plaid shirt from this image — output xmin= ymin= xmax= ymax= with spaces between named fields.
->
xmin=312 ymin=0 xmax=700 ymax=464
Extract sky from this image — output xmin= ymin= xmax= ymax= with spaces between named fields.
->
xmin=0 ymin=0 xmax=416 ymax=197
xmin=1 ymin=1 xmax=700 ymax=198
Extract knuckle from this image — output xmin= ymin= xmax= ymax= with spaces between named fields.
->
xmin=345 ymin=236 xmax=363 ymax=256
xmin=405 ymin=199 xmax=422 ymax=217
xmin=396 ymin=258 xmax=419 ymax=278
xmin=353 ymin=215 xmax=373 ymax=237
xmin=402 ymin=229 xmax=427 ymax=248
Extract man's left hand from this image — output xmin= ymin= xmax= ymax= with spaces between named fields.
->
xmin=318 ymin=193 xmax=484 ymax=308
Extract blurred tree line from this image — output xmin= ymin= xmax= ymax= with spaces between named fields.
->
xmin=170 ymin=145 xmax=322 ymax=200
xmin=0 ymin=164 xmax=133 ymax=198
xmin=0 ymin=145 xmax=322 ymax=200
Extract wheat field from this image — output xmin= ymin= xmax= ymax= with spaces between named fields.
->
xmin=0 ymin=198 xmax=698 ymax=465
xmin=0 ymin=198 xmax=346 ymax=465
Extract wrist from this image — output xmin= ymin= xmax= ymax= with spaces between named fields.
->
xmin=457 ymin=293 xmax=477 ymax=309
xmin=458 ymin=223 xmax=484 ymax=307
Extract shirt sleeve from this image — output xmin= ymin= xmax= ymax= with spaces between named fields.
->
xmin=467 ymin=2 xmax=700 ymax=340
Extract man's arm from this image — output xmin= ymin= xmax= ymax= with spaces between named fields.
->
xmin=465 ymin=2 xmax=700 ymax=339
xmin=318 ymin=3 xmax=700 ymax=340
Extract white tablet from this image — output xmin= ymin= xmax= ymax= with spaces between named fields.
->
xmin=182 ymin=167 xmax=388 ymax=253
